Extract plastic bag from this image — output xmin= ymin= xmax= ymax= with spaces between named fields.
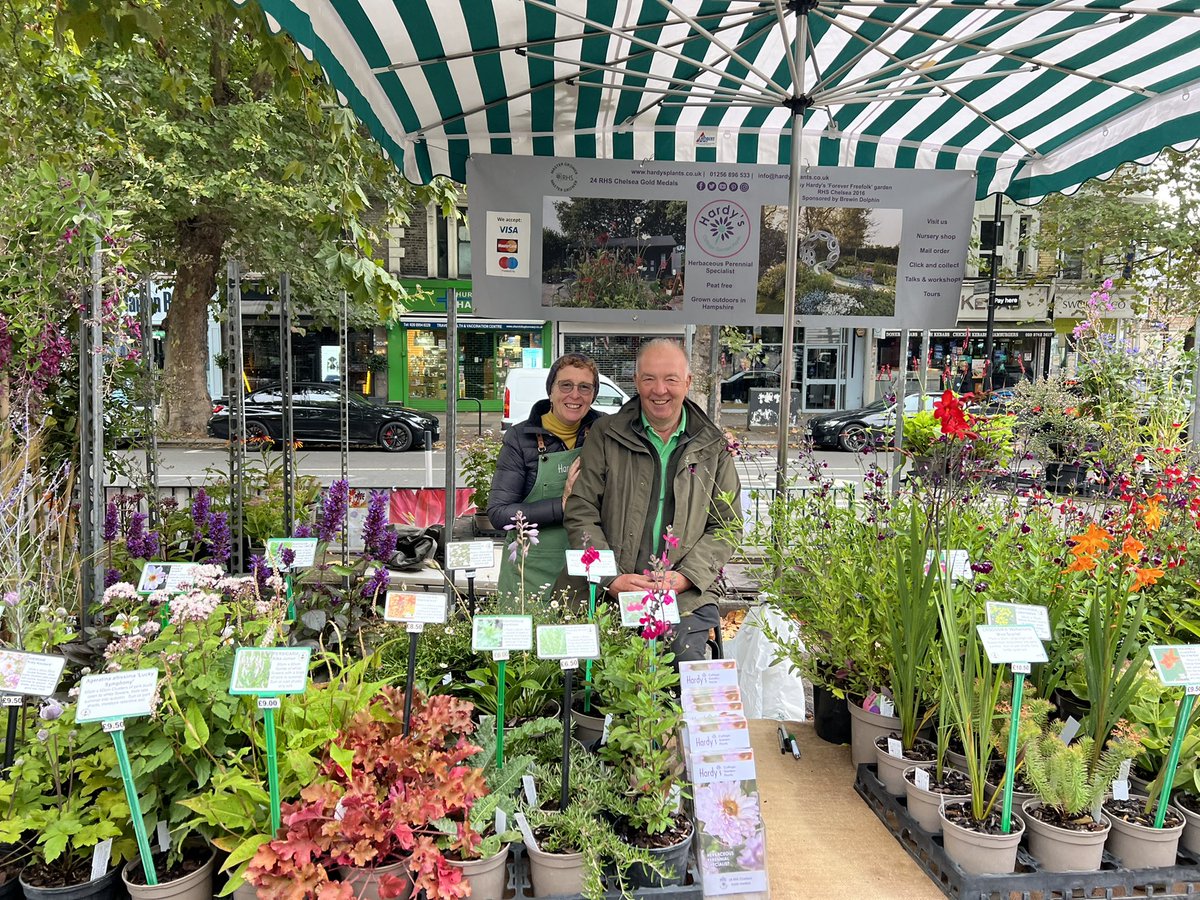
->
xmin=390 ymin=525 xmax=441 ymax=570
xmin=728 ymin=603 xmax=807 ymax=722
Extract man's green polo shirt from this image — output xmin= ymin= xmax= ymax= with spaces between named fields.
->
xmin=641 ymin=409 xmax=686 ymax=554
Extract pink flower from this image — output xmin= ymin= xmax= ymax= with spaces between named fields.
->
xmin=581 ymin=546 xmax=600 ymax=569
xmin=663 ymin=530 xmax=680 ymax=549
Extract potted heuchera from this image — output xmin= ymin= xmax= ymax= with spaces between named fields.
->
xmin=246 ymin=688 xmax=487 ymax=900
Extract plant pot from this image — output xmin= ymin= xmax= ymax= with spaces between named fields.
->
xmin=1050 ymin=688 xmax=1090 ymax=723
xmin=446 ymin=845 xmax=509 ymax=900
xmin=984 ymin=766 xmax=1037 ymax=816
xmin=874 ymin=736 xmax=936 ymax=797
xmin=122 ymin=849 xmax=215 ymax=900
xmin=939 ymin=802 xmax=1024 ymax=875
xmin=944 ymin=748 xmax=969 ymax=772
xmin=524 ymin=843 xmax=584 ymax=898
xmin=1 ymin=879 xmax=19 ymax=900
xmin=229 ymin=884 xmax=258 ymax=900
xmin=335 ymin=859 xmax=412 ymax=900
xmin=847 ymin=699 xmax=901 ymax=767
xmin=473 ymin=513 xmax=501 ymax=537
xmin=1021 ymin=799 xmax=1110 ymax=873
xmin=903 ymin=766 xmax=969 ymax=834
xmin=1104 ymin=796 xmax=1184 ymax=869
xmin=812 ymin=684 xmax=852 ymax=745
xmin=571 ymin=695 xmax=605 ymax=748
xmin=1174 ymin=795 xmax=1200 ymax=856
xmin=1044 ymin=461 xmax=1091 ymax=494
xmin=622 ymin=820 xmax=693 ymax=889
xmin=19 ymin=866 xmax=120 ymax=900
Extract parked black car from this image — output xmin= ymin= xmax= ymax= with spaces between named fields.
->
xmin=208 ymin=383 xmax=440 ymax=452
xmin=720 ymin=369 xmax=781 ymax=404
xmin=807 ymin=395 xmax=923 ymax=452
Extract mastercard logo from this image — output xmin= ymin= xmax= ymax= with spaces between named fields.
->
xmin=496 ymin=239 xmax=518 ymax=253
xmin=498 ymin=256 xmax=519 ymax=270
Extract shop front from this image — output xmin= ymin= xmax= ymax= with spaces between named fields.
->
xmin=387 ymin=280 xmax=550 ymax=410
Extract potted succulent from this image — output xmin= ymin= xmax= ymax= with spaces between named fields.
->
xmin=245 ymin=688 xmax=486 ymax=900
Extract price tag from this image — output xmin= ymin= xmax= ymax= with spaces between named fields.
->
xmin=914 ymin=768 xmax=931 ymax=791
xmin=986 ymin=601 xmax=1051 ymax=640
xmin=383 ymin=591 xmax=448 ymax=625
xmin=472 ymin=616 xmax=534 ymax=653
xmin=257 ymin=697 xmax=282 ymax=710
xmin=513 ymin=811 xmax=537 ymax=850
xmin=494 ymin=649 xmax=510 ymax=661
xmin=156 ymin=820 xmax=170 ymax=852
xmin=90 ymin=838 xmax=113 ymax=882
xmin=229 ymin=647 xmax=311 ymax=696
xmin=0 ymin=650 xmax=66 ymax=697
xmin=447 ymin=540 xmax=496 ymax=570
xmin=1059 ymin=716 xmax=1081 ymax=745
xmin=1112 ymin=779 xmax=1130 ymax=801
xmin=1189 ymin=685 xmax=1200 ymax=696
xmin=496 ymin=808 xmax=507 ymax=835
xmin=560 ymin=657 xmax=579 ymax=671
xmin=101 ymin=719 xmax=125 ymax=733
xmin=522 ymin=775 xmax=538 ymax=807
xmin=265 ymin=537 xmax=318 ymax=570
xmin=887 ymin=737 xmax=903 ymax=758
xmin=565 ymin=549 xmax=617 ymax=578
xmin=1 ymin=694 xmax=21 ymax=707
xmin=1011 ymin=662 xmax=1031 ymax=675
xmin=536 ymin=624 xmax=601 ymax=660
xmin=407 ymin=621 xmax=425 ymax=634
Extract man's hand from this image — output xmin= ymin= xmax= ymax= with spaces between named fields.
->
xmin=561 ymin=457 xmax=582 ymax=503
xmin=607 ymin=571 xmax=692 ymax=597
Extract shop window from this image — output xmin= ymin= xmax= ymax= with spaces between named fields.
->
xmin=408 ymin=328 xmax=450 ymax=400
xmin=1060 ymin=251 xmax=1083 ymax=280
xmin=434 ymin=207 xmax=471 ymax=279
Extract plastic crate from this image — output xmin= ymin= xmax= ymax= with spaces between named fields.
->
xmin=856 ymin=762 xmax=1200 ymax=900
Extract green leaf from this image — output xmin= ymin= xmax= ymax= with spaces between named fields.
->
xmin=185 ymin=703 xmax=210 ymax=750
xmin=221 ymin=833 xmax=271 ymax=872
xmin=329 ymin=743 xmax=355 ymax=778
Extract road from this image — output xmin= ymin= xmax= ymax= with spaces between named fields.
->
xmin=109 ymin=444 xmax=892 ymax=491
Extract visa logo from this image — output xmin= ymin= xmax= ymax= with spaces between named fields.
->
xmin=499 ymin=226 xmax=519 ymax=234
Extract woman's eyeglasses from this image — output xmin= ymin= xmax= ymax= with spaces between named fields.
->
xmin=554 ymin=380 xmax=596 ymax=397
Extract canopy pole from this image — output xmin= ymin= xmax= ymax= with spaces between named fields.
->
xmin=774 ymin=8 xmax=808 ymax=512
xmin=445 ymin=288 xmax=459 ymax=599
xmin=982 ymin=193 xmax=1002 ymax=393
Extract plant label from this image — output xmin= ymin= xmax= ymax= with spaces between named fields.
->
xmin=513 ymin=811 xmax=537 ymax=850
xmin=1059 ymin=716 xmax=1081 ymax=745
xmin=0 ymin=650 xmax=66 ymax=698
xmin=472 ymin=615 xmax=533 ymax=653
xmin=522 ymin=774 xmax=538 ymax=807
xmin=156 ymin=820 xmax=170 ymax=852
xmin=914 ymin=768 xmax=931 ymax=791
xmin=447 ymin=540 xmax=495 ymax=570
xmin=536 ymin=624 xmax=600 ymax=660
xmin=257 ymin=697 xmax=282 ymax=710
xmin=1189 ymin=684 xmax=1200 ymax=696
xmin=976 ymin=625 xmax=1048 ymax=665
xmin=265 ymin=537 xmax=318 ymax=570
xmin=617 ymin=591 xmax=680 ymax=627
xmin=877 ymin=695 xmax=895 ymax=718
xmin=679 ymin=659 xmax=739 ymax=694
xmin=559 ymin=657 xmax=579 ymax=670
xmin=137 ymin=562 xmax=198 ymax=595
xmin=383 ymin=591 xmax=448 ymax=625
xmin=90 ymin=838 xmax=112 ymax=882
xmin=1150 ymin=645 xmax=1200 ymax=687
xmin=601 ymin=713 xmax=612 ymax=745
xmin=924 ymin=549 xmax=972 ymax=582
xmin=690 ymin=751 xmax=767 ymax=895
xmin=229 ymin=647 xmax=311 ymax=696
xmin=986 ymin=601 xmax=1051 ymax=640
xmin=565 ymin=549 xmax=617 ymax=578
xmin=887 ymin=737 xmax=903 ymax=758
xmin=76 ymin=669 xmax=159 ymax=723
xmin=495 ymin=808 xmax=507 ymax=835
xmin=1118 ymin=759 xmax=1132 ymax=781
xmin=1112 ymin=779 xmax=1130 ymax=801
xmin=442 ymin=672 xmax=453 ymax=686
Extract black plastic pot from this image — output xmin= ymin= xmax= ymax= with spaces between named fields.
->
xmin=1043 ymin=462 xmax=1091 ymax=495
xmin=1051 ymin=687 xmax=1090 ymax=723
xmin=19 ymin=865 xmax=120 ymax=900
xmin=812 ymin=684 xmax=852 ymax=745
xmin=623 ymin=822 xmax=694 ymax=889
xmin=0 ymin=875 xmax=19 ymax=899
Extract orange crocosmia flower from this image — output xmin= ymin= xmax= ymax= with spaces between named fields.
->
xmin=1144 ymin=498 xmax=1165 ymax=532
xmin=1069 ymin=523 xmax=1112 ymax=558
xmin=1130 ymin=566 xmax=1165 ymax=592
xmin=1064 ymin=554 xmax=1097 ymax=573
xmin=1121 ymin=536 xmax=1145 ymax=560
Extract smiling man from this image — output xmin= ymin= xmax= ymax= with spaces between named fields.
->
xmin=563 ymin=339 xmax=742 ymax=662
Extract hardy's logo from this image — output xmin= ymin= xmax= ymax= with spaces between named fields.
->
xmin=693 ymin=199 xmax=751 ymax=259
xmin=550 ymin=162 xmax=578 ymax=192
xmin=695 ymin=130 xmax=717 ymax=147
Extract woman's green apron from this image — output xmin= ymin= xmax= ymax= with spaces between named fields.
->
xmin=495 ymin=434 xmax=583 ymax=606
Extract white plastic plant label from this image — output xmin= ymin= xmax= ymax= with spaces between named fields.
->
xmin=565 ymin=549 xmax=617 ymax=578
xmin=76 ymin=669 xmax=159 ymax=723
xmin=1149 ymin=645 xmax=1200 ymax=687
xmin=136 ymin=562 xmax=198 ymax=595
xmin=914 ymin=768 xmax=931 ymax=791
xmin=924 ymin=549 xmax=972 ymax=582
xmin=617 ymin=590 xmax=680 ymax=627
xmin=513 ymin=811 xmax=537 ymax=850
xmin=265 ymin=537 xmax=318 ymax=570
xmin=90 ymin=839 xmax=113 ymax=881
xmin=0 ymin=649 xmax=66 ymax=697
xmin=156 ymin=820 xmax=170 ymax=852
xmin=1059 ymin=717 xmax=1081 ymax=745
xmin=887 ymin=737 xmax=903 ymax=758
xmin=229 ymin=647 xmax=311 ymax=696
xmin=495 ymin=808 xmax=507 ymax=836
xmin=1119 ymin=759 xmax=1132 ymax=782
xmin=1112 ymin=779 xmax=1130 ymax=801
xmin=383 ymin=591 xmax=448 ymax=625
xmin=877 ymin=695 xmax=895 ymax=718
xmin=447 ymin=540 xmax=496 ymax=570
xmin=536 ymin=624 xmax=601 ymax=660
xmin=601 ymin=713 xmax=613 ymax=745
xmin=975 ymin=625 xmax=1048 ymax=666
xmin=522 ymin=775 xmax=538 ymax=807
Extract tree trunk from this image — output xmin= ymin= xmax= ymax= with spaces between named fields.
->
xmin=162 ymin=219 xmax=226 ymax=437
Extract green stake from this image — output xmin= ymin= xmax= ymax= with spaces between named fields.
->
xmin=1000 ymin=667 xmax=1026 ymax=834
xmin=1154 ymin=689 xmax=1197 ymax=828
xmin=260 ymin=698 xmax=282 ymax=835
xmin=108 ymin=722 xmax=158 ymax=885
xmin=285 ymin=574 xmax=294 ymax=621
xmin=583 ymin=581 xmax=597 ymax=712
xmin=496 ymin=655 xmax=507 ymax=769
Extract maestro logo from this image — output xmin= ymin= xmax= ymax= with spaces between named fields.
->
xmin=693 ymin=199 xmax=751 ymax=259
xmin=549 ymin=161 xmax=578 ymax=192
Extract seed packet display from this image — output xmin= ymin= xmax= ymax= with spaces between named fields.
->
xmin=682 ymin=712 xmax=752 ymax=755
xmin=691 ymin=750 xmax=769 ymax=896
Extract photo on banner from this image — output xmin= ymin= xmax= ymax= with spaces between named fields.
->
xmin=467 ymin=154 xmax=974 ymax=328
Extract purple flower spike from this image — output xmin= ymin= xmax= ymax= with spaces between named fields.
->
xmin=317 ymin=480 xmax=350 ymax=543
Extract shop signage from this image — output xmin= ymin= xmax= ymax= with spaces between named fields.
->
xmin=957 ymin=284 xmax=1049 ymax=322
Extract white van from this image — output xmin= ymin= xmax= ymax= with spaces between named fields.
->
xmin=502 ymin=368 xmax=629 ymax=430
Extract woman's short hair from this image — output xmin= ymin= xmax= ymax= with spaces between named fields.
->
xmin=545 ymin=352 xmax=600 ymax=395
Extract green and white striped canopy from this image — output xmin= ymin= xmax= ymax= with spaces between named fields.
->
xmin=249 ymin=0 xmax=1200 ymax=201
